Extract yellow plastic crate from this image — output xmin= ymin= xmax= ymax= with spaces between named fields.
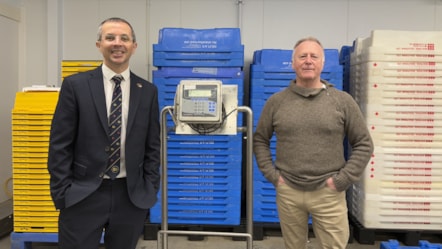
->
xmin=13 ymin=168 xmax=49 ymax=174
xmin=14 ymin=186 xmax=49 ymax=192
xmin=13 ymin=173 xmax=50 ymax=179
xmin=12 ymin=125 xmax=51 ymax=131
xmin=14 ymin=211 xmax=59 ymax=217
xmin=14 ymin=215 xmax=58 ymax=223
xmin=14 ymin=225 xmax=58 ymax=233
xmin=62 ymin=66 xmax=98 ymax=72
xmin=12 ymin=157 xmax=47 ymax=163
xmin=13 ymin=194 xmax=51 ymax=201
xmin=62 ymin=71 xmax=78 ymax=79
xmin=62 ymin=60 xmax=102 ymax=67
xmin=14 ymin=200 xmax=54 ymax=206
xmin=12 ymin=147 xmax=49 ymax=153
xmin=12 ymin=130 xmax=50 ymax=137
xmin=13 ymin=162 xmax=48 ymax=169
xmin=12 ymin=152 xmax=50 ymax=158
xmin=12 ymin=109 xmax=56 ymax=114
xmin=12 ymin=119 xmax=52 ymax=125
xmin=61 ymin=60 xmax=101 ymax=81
xmin=12 ymin=113 xmax=53 ymax=120
xmin=14 ymin=216 xmax=58 ymax=222
xmin=13 ymin=189 xmax=51 ymax=196
xmin=14 ymin=205 xmax=56 ymax=211
xmin=12 ymin=141 xmax=49 ymax=147
xmin=13 ymin=92 xmax=59 ymax=110
xmin=13 ymin=179 xmax=50 ymax=186
xmin=12 ymin=136 xmax=49 ymax=142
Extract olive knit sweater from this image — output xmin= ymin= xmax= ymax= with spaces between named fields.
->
xmin=253 ymin=79 xmax=374 ymax=192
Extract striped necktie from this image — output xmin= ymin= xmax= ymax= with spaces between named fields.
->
xmin=107 ymin=75 xmax=123 ymax=179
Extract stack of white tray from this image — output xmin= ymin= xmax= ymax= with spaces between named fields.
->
xmin=349 ymin=30 xmax=442 ymax=230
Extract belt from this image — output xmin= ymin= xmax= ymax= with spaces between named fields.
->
xmin=101 ymin=177 xmax=126 ymax=185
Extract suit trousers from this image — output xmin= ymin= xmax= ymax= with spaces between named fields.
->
xmin=58 ymin=178 xmax=148 ymax=249
xmin=276 ymin=183 xmax=349 ymax=249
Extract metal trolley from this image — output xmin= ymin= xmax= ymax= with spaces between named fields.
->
xmin=158 ymin=105 xmax=254 ymax=249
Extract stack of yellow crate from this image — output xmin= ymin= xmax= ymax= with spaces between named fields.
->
xmin=12 ymin=90 xmax=59 ymax=233
xmin=61 ymin=60 xmax=102 ymax=81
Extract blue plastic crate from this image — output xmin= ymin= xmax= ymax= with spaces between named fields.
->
xmin=153 ymin=57 xmax=244 ymax=67
xmin=167 ymin=148 xmax=240 ymax=156
xmin=380 ymin=240 xmax=442 ymax=249
xmin=253 ymin=201 xmax=278 ymax=211
xmin=339 ymin=45 xmax=353 ymax=64
xmin=167 ymin=134 xmax=243 ymax=150
xmin=153 ymin=67 xmax=243 ymax=78
xmin=253 ymin=187 xmax=276 ymax=197
xmin=167 ymin=167 xmax=241 ymax=177
xmin=253 ymin=194 xmax=277 ymax=207
xmin=10 ymin=232 xmax=104 ymax=249
xmin=250 ymin=72 xmax=343 ymax=89
xmin=150 ymin=204 xmax=241 ymax=225
xmin=253 ymin=205 xmax=313 ymax=224
xmin=153 ymin=50 xmax=244 ymax=60
xmin=253 ymin=178 xmax=276 ymax=192
xmin=161 ymin=195 xmax=241 ymax=205
xmin=167 ymin=161 xmax=240 ymax=169
xmin=167 ymin=181 xmax=241 ymax=190
xmin=157 ymin=117 xmax=245 ymax=134
xmin=155 ymin=28 xmax=243 ymax=52
xmin=250 ymin=66 xmax=295 ymax=80
xmin=166 ymin=180 xmax=240 ymax=191
xmin=252 ymin=49 xmax=293 ymax=72
xmin=166 ymin=173 xmax=241 ymax=182
xmin=252 ymin=49 xmax=341 ymax=72
xmin=153 ymin=75 xmax=245 ymax=86
xmin=167 ymin=133 xmax=242 ymax=143
xmin=250 ymin=86 xmax=287 ymax=101
xmin=150 ymin=177 xmax=242 ymax=225
xmin=250 ymin=78 xmax=290 ymax=88
xmin=166 ymin=187 xmax=241 ymax=199
xmin=253 ymin=207 xmax=279 ymax=223
xmin=167 ymin=155 xmax=241 ymax=163
xmin=251 ymin=86 xmax=287 ymax=94
xmin=167 ymin=161 xmax=240 ymax=166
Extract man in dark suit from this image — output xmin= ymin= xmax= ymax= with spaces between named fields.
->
xmin=48 ymin=17 xmax=160 ymax=249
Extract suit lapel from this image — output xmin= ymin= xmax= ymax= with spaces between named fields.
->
xmin=88 ymin=67 xmax=109 ymax=134
xmin=126 ymin=72 xmax=142 ymax=135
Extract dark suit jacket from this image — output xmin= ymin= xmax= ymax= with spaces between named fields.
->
xmin=48 ymin=66 xmax=161 ymax=210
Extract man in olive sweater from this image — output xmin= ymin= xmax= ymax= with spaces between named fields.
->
xmin=253 ymin=37 xmax=373 ymax=249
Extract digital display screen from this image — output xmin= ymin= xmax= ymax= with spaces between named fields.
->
xmin=188 ymin=89 xmax=212 ymax=97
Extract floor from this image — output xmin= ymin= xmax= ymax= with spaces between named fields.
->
xmin=2 ymin=226 xmax=441 ymax=248
xmin=1 ymin=233 xmax=384 ymax=249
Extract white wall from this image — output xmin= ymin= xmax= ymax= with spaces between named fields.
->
xmin=0 ymin=2 xmax=20 ymax=203
xmin=32 ymin=0 xmax=442 ymax=85
xmin=1 ymin=0 xmax=442 ymax=203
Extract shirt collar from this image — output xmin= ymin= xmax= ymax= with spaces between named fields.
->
xmin=102 ymin=64 xmax=130 ymax=83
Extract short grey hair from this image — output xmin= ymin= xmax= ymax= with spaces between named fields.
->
xmin=294 ymin=36 xmax=323 ymax=49
xmin=96 ymin=17 xmax=136 ymax=42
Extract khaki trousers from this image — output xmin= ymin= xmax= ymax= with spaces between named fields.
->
xmin=276 ymin=183 xmax=349 ymax=249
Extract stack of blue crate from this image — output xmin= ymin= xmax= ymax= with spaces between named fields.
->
xmin=250 ymin=48 xmax=343 ymax=223
xmin=339 ymin=45 xmax=353 ymax=93
xmin=150 ymin=28 xmax=245 ymax=226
